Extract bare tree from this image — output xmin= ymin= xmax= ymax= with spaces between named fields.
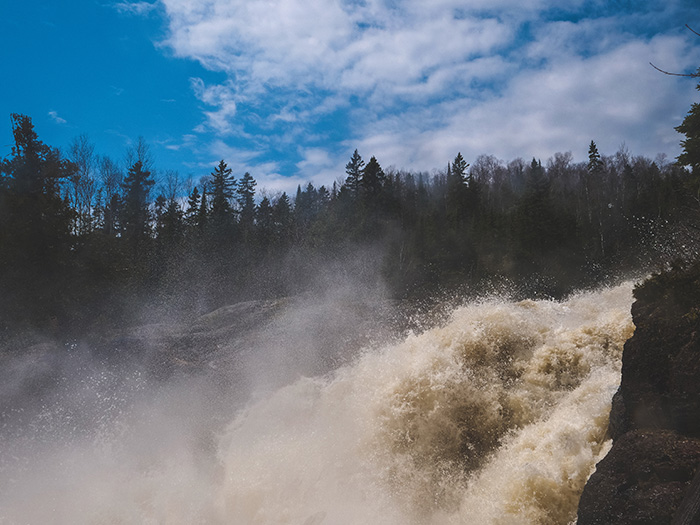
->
xmin=67 ymin=134 xmax=97 ymax=235
xmin=162 ymin=169 xmax=182 ymax=203
xmin=124 ymin=136 xmax=154 ymax=172
xmin=98 ymin=155 xmax=122 ymax=235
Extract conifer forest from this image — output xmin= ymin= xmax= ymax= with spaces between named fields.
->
xmin=2 ymin=102 xmax=700 ymax=340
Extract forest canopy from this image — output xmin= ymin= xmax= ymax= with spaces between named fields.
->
xmin=1 ymin=107 xmax=699 ymax=340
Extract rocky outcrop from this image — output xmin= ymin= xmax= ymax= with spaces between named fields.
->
xmin=578 ymin=262 xmax=700 ymax=524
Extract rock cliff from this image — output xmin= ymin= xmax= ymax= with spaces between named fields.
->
xmin=578 ymin=262 xmax=700 ymax=524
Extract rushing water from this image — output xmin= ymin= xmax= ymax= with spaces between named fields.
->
xmin=0 ymin=284 xmax=634 ymax=524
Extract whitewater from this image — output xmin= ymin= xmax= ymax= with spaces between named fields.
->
xmin=0 ymin=283 xmax=635 ymax=524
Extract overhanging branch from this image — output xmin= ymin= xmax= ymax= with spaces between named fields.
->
xmin=649 ymin=25 xmax=700 ymax=77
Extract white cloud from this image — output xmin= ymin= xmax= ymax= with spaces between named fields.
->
xmin=158 ymin=0 xmax=700 ymax=177
xmin=255 ymin=172 xmax=309 ymax=195
xmin=163 ymin=0 xmax=513 ymax=103
xmin=191 ymin=78 xmax=239 ymax=134
xmin=48 ymin=111 xmax=67 ymax=125
xmin=296 ymin=148 xmax=333 ymax=173
xmin=158 ymin=133 xmax=197 ymax=151
xmin=351 ymin=30 xmax=700 ymax=171
xmin=113 ymin=1 xmax=158 ymax=16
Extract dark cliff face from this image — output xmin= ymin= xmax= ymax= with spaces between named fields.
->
xmin=578 ymin=262 xmax=700 ymax=524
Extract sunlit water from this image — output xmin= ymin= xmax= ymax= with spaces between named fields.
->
xmin=0 ymin=284 xmax=634 ymax=524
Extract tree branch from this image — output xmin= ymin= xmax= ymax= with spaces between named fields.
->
xmin=686 ymin=24 xmax=700 ymax=38
xmin=649 ymin=25 xmax=700 ymax=77
xmin=650 ymin=62 xmax=700 ymax=78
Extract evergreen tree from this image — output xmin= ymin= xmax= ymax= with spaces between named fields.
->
xmin=676 ymin=72 xmax=700 ymax=202
xmin=446 ymin=152 xmax=470 ymax=222
xmin=273 ymin=192 xmax=293 ymax=242
xmin=677 ymin=101 xmax=700 ymax=173
xmin=0 ymin=114 xmax=75 ymax=328
xmin=317 ymin=185 xmax=331 ymax=207
xmin=158 ymin=197 xmax=184 ymax=246
xmin=209 ymin=160 xmax=235 ymax=233
xmin=587 ymin=141 xmax=603 ymax=174
xmin=121 ymin=160 xmax=155 ymax=246
xmin=154 ymin=193 xmax=167 ymax=229
xmin=584 ymin=141 xmax=603 ymax=224
xmin=256 ymin=196 xmax=274 ymax=246
xmin=516 ymin=158 xmax=561 ymax=254
xmin=237 ymin=171 xmax=257 ymax=232
xmin=452 ymin=152 xmax=469 ymax=183
xmin=185 ymin=186 xmax=201 ymax=227
xmin=345 ymin=149 xmax=365 ymax=198
xmin=198 ymin=187 xmax=209 ymax=231
xmin=361 ymin=156 xmax=385 ymax=203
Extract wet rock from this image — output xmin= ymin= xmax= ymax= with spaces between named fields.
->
xmin=579 ymin=261 xmax=700 ymax=524
xmin=578 ymin=430 xmax=700 ymax=524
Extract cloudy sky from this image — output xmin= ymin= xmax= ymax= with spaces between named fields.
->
xmin=2 ymin=0 xmax=699 ymax=193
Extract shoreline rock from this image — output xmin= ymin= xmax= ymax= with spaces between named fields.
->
xmin=578 ymin=262 xmax=700 ymax=524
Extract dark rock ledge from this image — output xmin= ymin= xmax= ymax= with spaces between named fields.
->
xmin=578 ymin=262 xmax=700 ymax=524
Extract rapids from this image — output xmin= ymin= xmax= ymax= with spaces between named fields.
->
xmin=0 ymin=283 xmax=635 ymax=524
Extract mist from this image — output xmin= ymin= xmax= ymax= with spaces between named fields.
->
xmin=0 ymin=265 xmax=635 ymax=524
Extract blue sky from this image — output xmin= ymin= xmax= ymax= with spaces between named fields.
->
xmin=1 ymin=0 xmax=699 ymax=194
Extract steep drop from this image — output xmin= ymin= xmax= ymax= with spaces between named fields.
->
xmin=0 ymin=284 xmax=634 ymax=524
xmin=216 ymin=284 xmax=633 ymax=525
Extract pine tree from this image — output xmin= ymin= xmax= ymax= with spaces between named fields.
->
xmin=0 ymin=114 xmax=75 ymax=327
xmin=361 ymin=156 xmax=385 ymax=202
xmin=256 ymin=196 xmax=274 ymax=246
xmin=676 ymin=73 xmax=700 ymax=202
xmin=158 ymin=198 xmax=184 ymax=246
xmin=120 ymin=160 xmax=155 ymax=245
xmin=587 ymin=141 xmax=603 ymax=174
xmin=198 ymin=188 xmax=208 ymax=230
xmin=446 ymin=152 xmax=470 ymax=222
xmin=185 ymin=186 xmax=201 ymax=227
xmin=677 ymin=102 xmax=700 ymax=172
xmin=237 ymin=171 xmax=257 ymax=232
xmin=516 ymin=158 xmax=560 ymax=254
xmin=345 ymin=149 xmax=364 ymax=198
xmin=452 ymin=152 xmax=469 ymax=183
xmin=154 ymin=194 xmax=167 ymax=229
xmin=209 ymin=160 xmax=235 ymax=233
xmin=584 ymin=141 xmax=603 ymax=224
xmin=273 ymin=192 xmax=292 ymax=243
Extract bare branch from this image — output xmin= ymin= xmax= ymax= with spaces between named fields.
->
xmin=649 ymin=25 xmax=700 ymax=77
xmin=650 ymin=62 xmax=700 ymax=78
xmin=686 ymin=24 xmax=700 ymax=38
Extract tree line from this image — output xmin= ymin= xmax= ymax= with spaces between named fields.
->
xmin=1 ymin=109 xmax=699 ymax=339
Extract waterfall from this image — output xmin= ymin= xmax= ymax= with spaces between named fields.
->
xmin=0 ymin=284 xmax=634 ymax=524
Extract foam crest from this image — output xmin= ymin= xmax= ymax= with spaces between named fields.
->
xmin=0 ymin=283 xmax=634 ymax=524
xmin=215 ymin=283 xmax=634 ymax=523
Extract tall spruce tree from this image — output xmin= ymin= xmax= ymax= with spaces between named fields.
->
xmin=120 ymin=160 xmax=155 ymax=245
xmin=237 ymin=171 xmax=257 ymax=232
xmin=273 ymin=192 xmax=292 ymax=243
xmin=587 ymin=141 xmax=603 ymax=174
xmin=361 ymin=156 xmax=385 ymax=203
xmin=209 ymin=160 xmax=235 ymax=233
xmin=446 ymin=152 xmax=470 ymax=222
xmin=0 ymin=114 xmax=75 ymax=327
xmin=345 ymin=149 xmax=365 ymax=199
xmin=676 ymin=71 xmax=700 ymax=202
xmin=256 ymin=196 xmax=274 ymax=246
